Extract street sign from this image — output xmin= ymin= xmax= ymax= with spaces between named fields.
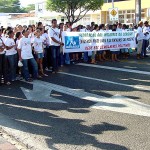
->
xmin=109 ymin=7 xmax=119 ymax=21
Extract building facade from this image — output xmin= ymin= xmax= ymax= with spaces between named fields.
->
xmin=35 ymin=0 xmax=150 ymax=25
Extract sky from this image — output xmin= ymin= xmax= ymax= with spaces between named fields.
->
xmin=20 ymin=0 xmax=42 ymax=7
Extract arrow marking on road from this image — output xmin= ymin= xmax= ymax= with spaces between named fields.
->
xmin=21 ymin=80 xmax=150 ymax=117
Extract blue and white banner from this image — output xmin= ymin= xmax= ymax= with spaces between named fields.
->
xmin=62 ymin=31 xmax=136 ymax=53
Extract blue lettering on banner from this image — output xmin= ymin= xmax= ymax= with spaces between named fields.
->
xmin=65 ymin=36 xmax=80 ymax=49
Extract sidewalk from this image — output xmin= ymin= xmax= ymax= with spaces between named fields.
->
xmin=0 ymin=136 xmax=18 ymax=150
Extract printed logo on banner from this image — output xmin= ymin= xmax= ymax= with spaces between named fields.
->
xmin=65 ymin=36 xmax=80 ymax=49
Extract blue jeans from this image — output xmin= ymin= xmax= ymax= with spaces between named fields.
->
xmin=141 ymin=40 xmax=148 ymax=57
xmin=51 ymin=46 xmax=60 ymax=71
xmin=59 ymin=52 xmax=64 ymax=66
xmin=5 ymin=54 xmax=17 ymax=81
xmin=22 ymin=58 xmax=38 ymax=80
xmin=83 ymin=52 xmax=88 ymax=62
xmin=65 ymin=53 xmax=70 ymax=64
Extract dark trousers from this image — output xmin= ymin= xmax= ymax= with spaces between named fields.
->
xmin=51 ymin=46 xmax=60 ymax=71
xmin=0 ymin=54 xmax=6 ymax=84
xmin=141 ymin=40 xmax=148 ymax=57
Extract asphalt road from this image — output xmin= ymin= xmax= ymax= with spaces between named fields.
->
xmin=0 ymin=55 xmax=150 ymax=150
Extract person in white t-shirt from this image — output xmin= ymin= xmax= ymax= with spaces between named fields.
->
xmin=5 ymin=30 xmax=17 ymax=84
xmin=142 ymin=21 xmax=149 ymax=57
xmin=48 ymin=19 xmax=64 ymax=73
xmin=136 ymin=21 xmax=144 ymax=59
xmin=0 ymin=28 xmax=6 ymax=85
xmin=80 ymin=24 xmax=91 ymax=62
xmin=41 ymin=27 xmax=50 ymax=70
xmin=18 ymin=29 xmax=38 ymax=82
xmin=33 ymin=29 xmax=48 ymax=77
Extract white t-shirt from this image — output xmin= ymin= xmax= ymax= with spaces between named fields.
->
xmin=18 ymin=37 xmax=33 ymax=59
xmin=116 ymin=28 xmax=122 ymax=32
xmin=5 ymin=38 xmax=17 ymax=56
xmin=28 ymin=32 xmax=35 ymax=44
xmin=0 ymin=37 xmax=5 ymax=54
xmin=41 ymin=33 xmax=50 ymax=48
xmin=66 ymin=28 xmax=71 ymax=32
xmin=48 ymin=27 xmax=60 ymax=46
xmin=143 ymin=26 xmax=150 ymax=40
xmin=137 ymin=26 xmax=144 ymax=41
xmin=33 ymin=37 xmax=43 ymax=53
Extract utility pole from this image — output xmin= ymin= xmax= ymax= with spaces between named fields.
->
xmin=135 ymin=0 xmax=141 ymax=24
xmin=112 ymin=0 xmax=114 ymax=24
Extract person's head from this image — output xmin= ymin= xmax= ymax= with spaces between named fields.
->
xmin=63 ymin=24 xmax=67 ymax=31
xmin=138 ymin=21 xmax=143 ymax=27
xmin=59 ymin=23 xmax=64 ymax=30
xmin=122 ymin=24 xmax=127 ymax=29
xmin=93 ymin=24 xmax=99 ymax=31
xmin=37 ymin=22 xmax=43 ymax=28
xmin=91 ymin=22 xmax=95 ymax=27
xmin=28 ymin=25 xmax=33 ymax=33
xmin=35 ymin=29 xmax=41 ymax=37
xmin=15 ymin=32 xmax=22 ymax=40
xmin=112 ymin=24 xmax=117 ymax=30
xmin=99 ymin=24 xmax=105 ymax=30
xmin=6 ymin=26 xmax=12 ymax=32
xmin=118 ymin=23 xmax=122 ymax=29
xmin=23 ymin=25 xmax=27 ymax=30
xmin=7 ymin=30 xmax=14 ymax=38
xmin=66 ymin=22 xmax=72 ymax=28
xmin=86 ymin=25 xmax=90 ymax=30
xmin=144 ymin=21 xmax=149 ymax=27
xmin=22 ymin=28 xmax=30 ymax=37
xmin=52 ymin=19 xmax=57 ymax=28
xmin=17 ymin=25 xmax=23 ymax=32
xmin=105 ymin=24 xmax=109 ymax=30
xmin=129 ymin=24 xmax=133 ymax=28
xmin=32 ymin=24 xmax=36 ymax=31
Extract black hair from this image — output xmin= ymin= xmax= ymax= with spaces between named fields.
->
xmin=22 ymin=28 xmax=29 ymax=35
xmin=7 ymin=30 xmax=13 ymax=35
xmin=52 ymin=19 xmax=57 ymax=23
xmin=93 ymin=24 xmax=98 ymax=30
xmin=37 ymin=22 xmax=43 ymax=27
xmin=14 ymin=32 xmax=21 ymax=43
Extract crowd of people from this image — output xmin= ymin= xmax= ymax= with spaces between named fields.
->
xmin=0 ymin=19 xmax=150 ymax=85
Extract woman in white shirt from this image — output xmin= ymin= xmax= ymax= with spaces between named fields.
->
xmin=5 ymin=30 xmax=17 ymax=84
xmin=33 ymin=29 xmax=48 ymax=77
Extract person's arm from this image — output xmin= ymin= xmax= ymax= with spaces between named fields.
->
xmin=17 ymin=48 xmax=22 ymax=61
xmin=5 ymin=40 xmax=16 ymax=50
xmin=50 ymin=28 xmax=64 ymax=45
xmin=17 ymin=40 xmax=22 ymax=61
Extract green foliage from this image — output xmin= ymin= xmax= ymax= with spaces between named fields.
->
xmin=23 ymin=4 xmax=35 ymax=13
xmin=46 ymin=0 xmax=104 ymax=23
xmin=0 ymin=0 xmax=25 ymax=13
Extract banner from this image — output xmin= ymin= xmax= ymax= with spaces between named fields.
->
xmin=62 ymin=31 xmax=136 ymax=53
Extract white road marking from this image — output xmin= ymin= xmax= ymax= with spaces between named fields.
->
xmin=77 ymin=63 xmax=150 ymax=75
xmin=58 ymin=72 xmax=150 ymax=91
xmin=21 ymin=80 xmax=150 ymax=117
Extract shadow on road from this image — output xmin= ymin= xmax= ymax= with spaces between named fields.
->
xmin=0 ymin=97 xmax=128 ymax=150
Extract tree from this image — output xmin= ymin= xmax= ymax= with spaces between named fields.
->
xmin=46 ymin=0 xmax=104 ymax=23
xmin=0 ymin=0 xmax=24 ymax=13
xmin=23 ymin=4 xmax=35 ymax=13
